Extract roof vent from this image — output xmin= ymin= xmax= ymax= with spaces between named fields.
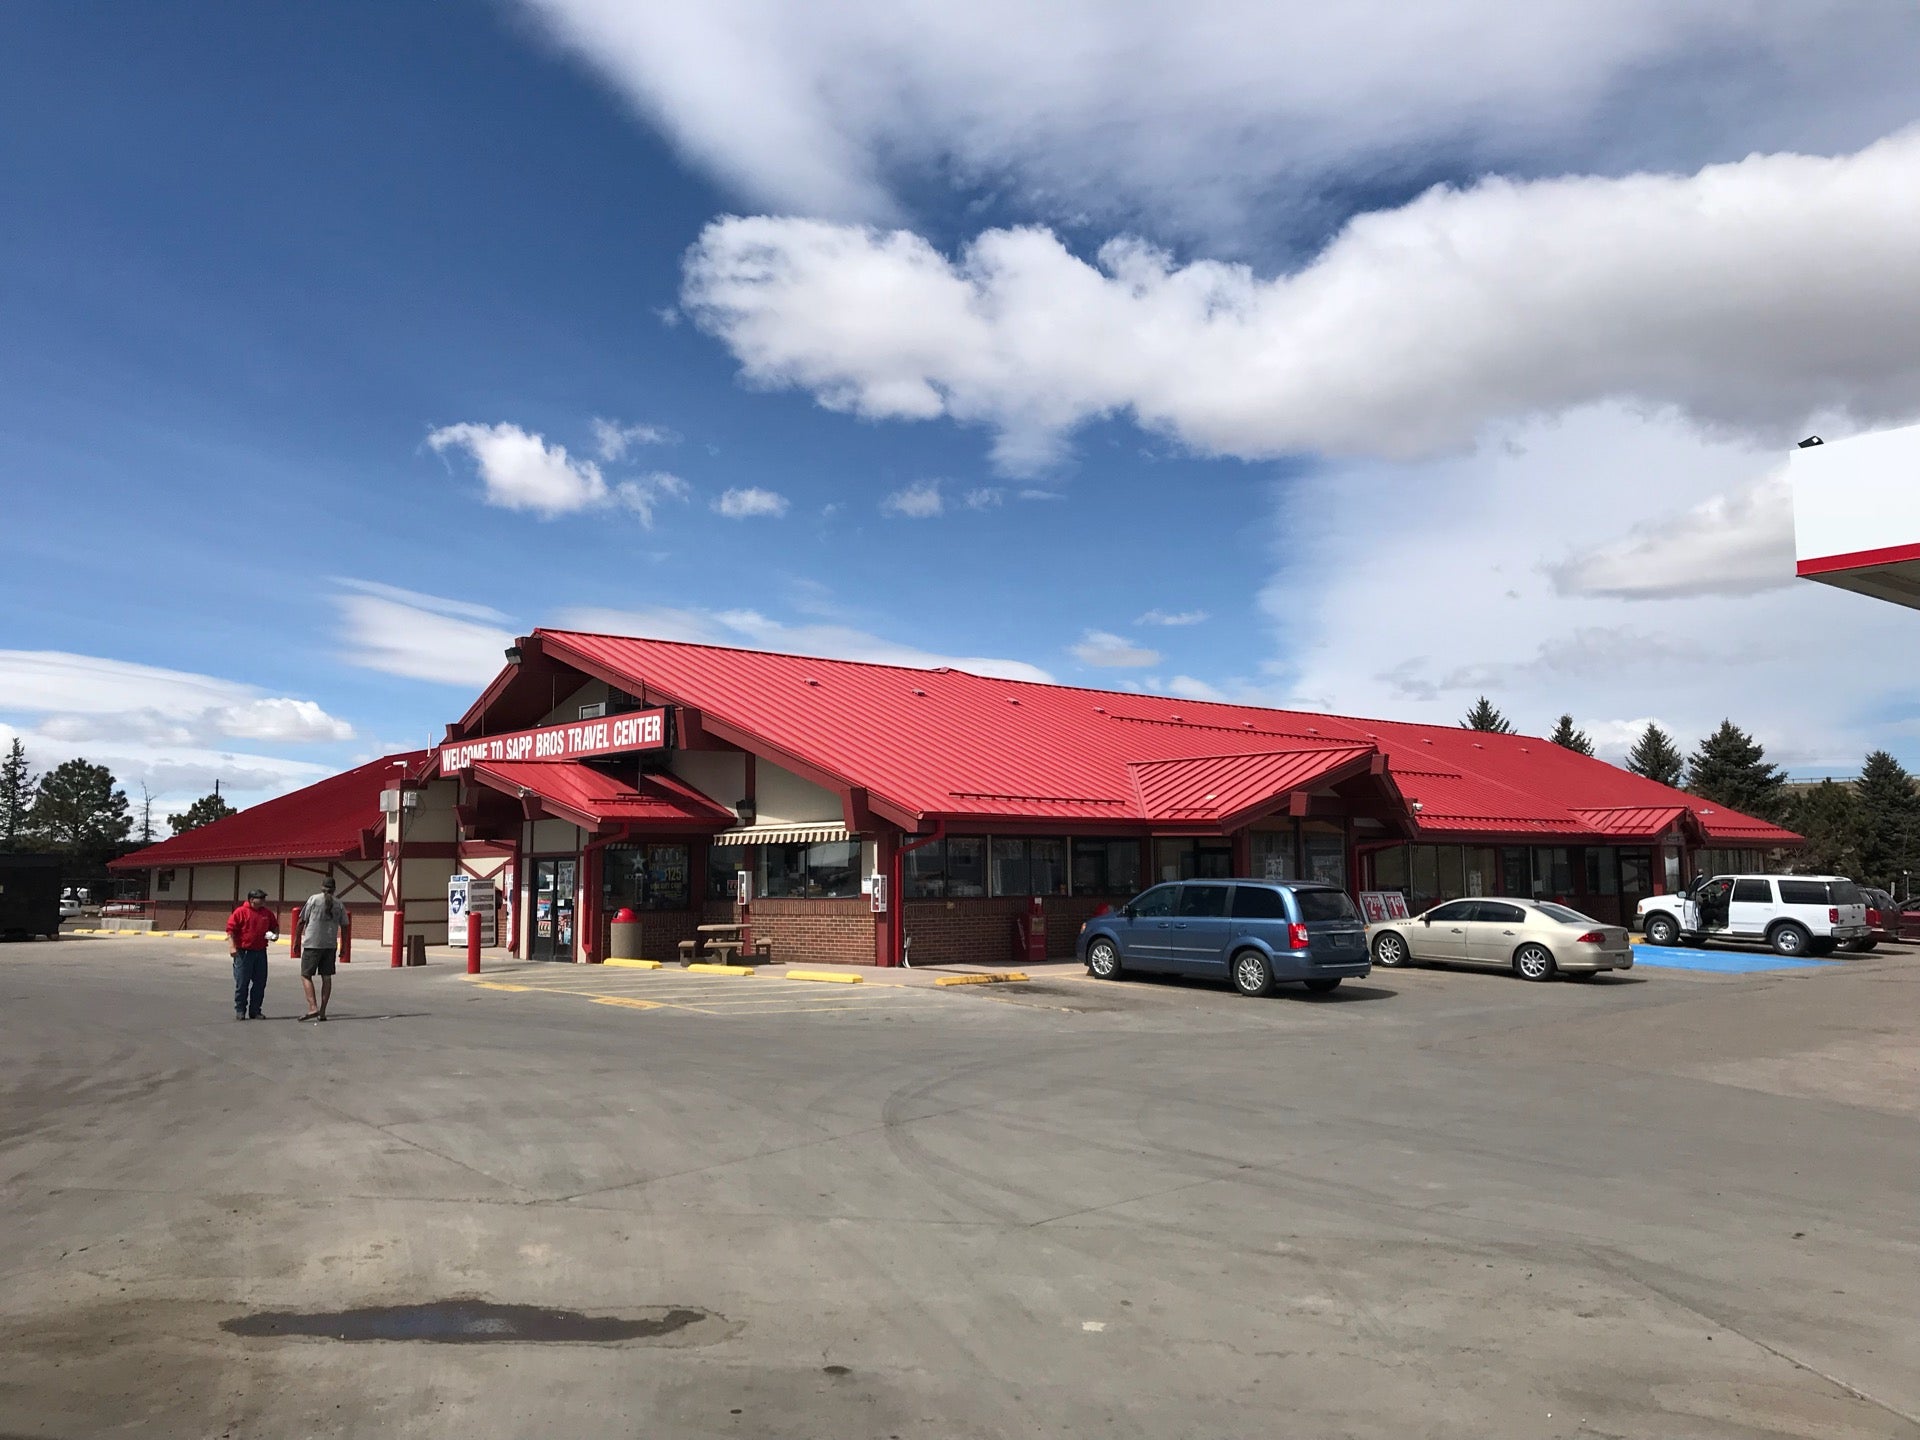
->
xmin=1094 ymin=706 xmax=1106 ymax=714
xmin=1205 ymin=794 xmax=1216 ymax=802
xmin=803 ymin=678 xmax=821 ymax=687
xmin=1472 ymin=742 xmax=1483 ymax=749
xmin=1170 ymin=714 xmax=1182 ymax=721
xmin=1422 ymin=737 xmax=1433 ymax=744
xmin=1308 ymin=726 xmax=1319 ymax=733
xmin=912 ymin=687 xmax=926 ymax=697
xmin=1007 ymin=697 xmax=1020 ymax=705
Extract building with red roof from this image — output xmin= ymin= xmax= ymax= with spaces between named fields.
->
xmin=114 ymin=631 xmax=1798 ymax=966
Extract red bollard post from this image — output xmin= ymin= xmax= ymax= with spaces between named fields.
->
xmin=391 ymin=902 xmax=405 ymax=968
xmin=467 ymin=908 xmax=482 ymax=974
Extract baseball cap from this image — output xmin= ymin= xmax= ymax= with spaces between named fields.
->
xmin=320 ymin=877 xmax=336 ymax=891
xmin=247 ymin=888 xmax=268 ymax=900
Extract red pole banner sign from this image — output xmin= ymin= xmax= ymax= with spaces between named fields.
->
xmin=438 ymin=709 xmax=669 ymax=776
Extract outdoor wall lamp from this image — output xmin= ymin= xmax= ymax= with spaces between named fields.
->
xmin=504 ymin=644 xmax=524 ymax=665
xmin=735 ymin=798 xmax=756 ymax=824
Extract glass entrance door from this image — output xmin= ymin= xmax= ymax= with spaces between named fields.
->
xmin=530 ymin=857 xmax=576 ymax=962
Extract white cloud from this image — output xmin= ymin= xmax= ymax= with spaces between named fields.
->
xmin=1258 ymin=403 xmax=1920 ymax=771
xmin=713 ymin=486 xmax=791 ymax=518
xmin=683 ymin=131 xmax=1920 ymax=473
xmin=1547 ymin=470 xmax=1794 ymax=599
xmin=1138 ymin=608 xmax=1209 ymax=626
xmin=591 ymin=416 xmax=678 ymax=459
xmin=0 ymin=651 xmax=355 ymax=746
xmin=1167 ymin=674 xmax=1228 ymax=701
xmin=962 ymin=487 xmax=1004 ymax=509
xmin=880 ymin=479 xmax=944 ymax=518
xmin=331 ymin=578 xmax=511 ymax=624
xmin=614 ymin=471 xmax=691 ymax=526
xmin=333 ymin=586 xmax=519 ymax=687
xmin=428 ymin=422 xmax=610 ymax=516
xmin=558 ymin=605 xmax=1053 ymax=683
xmin=1018 ymin=489 xmax=1064 ymax=501
xmin=519 ymin=0 xmax=1920 ymax=241
xmin=1070 ymin=630 xmax=1161 ymax=668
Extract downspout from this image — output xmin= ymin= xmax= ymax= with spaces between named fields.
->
xmin=893 ymin=819 xmax=946 ymax=968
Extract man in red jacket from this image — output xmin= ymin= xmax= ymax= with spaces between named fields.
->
xmin=225 ymin=889 xmax=279 ymax=1020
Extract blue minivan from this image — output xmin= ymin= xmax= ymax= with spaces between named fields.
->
xmin=1077 ymin=880 xmax=1371 ymax=995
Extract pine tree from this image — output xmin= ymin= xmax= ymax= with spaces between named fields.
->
xmin=1784 ymin=780 xmax=1865 ymax=879
xmin=1462 ymin=697 xmax=1515 ymax=734
xmin=1626 ymin=723 xmax=1686 ymax=787
xmin=1548 ymin=714 xmax=1594 ymax=756
xmin=137 ymin=782 xmax=156 ymax=846
xmin=1854 ymin=750 xmax=1920 ymax=889
xmin=27 ymin=759 xmax=132 ymax=863
xmin=0 ymin=738 xmax=35 ymax=849
xmin=168 ymin=792 xmax=237 ymax=835
xmin=1686 ymin=720 xmax=1787 ymax=823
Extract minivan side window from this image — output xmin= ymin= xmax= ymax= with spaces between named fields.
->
xmin=1130 ymin=885 xmax=1178 ymax=917
xmin=1731 ymin=879 xmax=1772 ymax=904
xmin=1776 ymin=880 xmax=1827 ymax=906
xmin=1232 ymin=886 xmax=1290 ymax=919
xmin=1179 ymin=884 xmax=1232 ymax=918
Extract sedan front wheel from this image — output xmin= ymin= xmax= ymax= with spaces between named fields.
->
xmin=1372 ymin=932 xmax=1410 ymax=967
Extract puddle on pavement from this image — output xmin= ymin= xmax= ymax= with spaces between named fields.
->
xmin=222 ymin=1300 xmax=716 ymax=1344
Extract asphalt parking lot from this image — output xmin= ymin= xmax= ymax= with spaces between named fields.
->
xmin=3 ymin=935 xmax=1917 ymax=1439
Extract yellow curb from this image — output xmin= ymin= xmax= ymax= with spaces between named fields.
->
xmin=785 ymin=970 xmax=862 ymax=984
xmin=933 ymin=971 xmax=1031 ymax=986
xmin=603 ymin=958 xmax=664 ymax=969
xmin=687 ymin=963 xmax=756 ymax=976
xmin=592 ymin=995 xmax=663 ymax=1010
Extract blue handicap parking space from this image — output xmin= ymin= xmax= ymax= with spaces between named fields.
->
xmin=1630 ymin=943 xmax=1838 ymax=974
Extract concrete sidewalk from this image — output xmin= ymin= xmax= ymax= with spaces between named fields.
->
xmin=434 ymin=947 xmax=1074 ymax=988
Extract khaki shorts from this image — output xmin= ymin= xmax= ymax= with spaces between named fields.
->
xmin=300 ymin=947 xmax=337 ymax=978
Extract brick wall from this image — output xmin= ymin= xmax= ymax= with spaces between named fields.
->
xmin=902 ymin=895 xmax=1113 ymax=966
xmin=745 ymin=896 xmax=875 ymax=966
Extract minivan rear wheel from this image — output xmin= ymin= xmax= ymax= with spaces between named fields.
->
xmin=1231 ymin=949 xmax=1274 ymax=997
xmin=1085 ymin=937 xmax=1122 ymax=980
xmin=1303 ymin=977 xmax=1341 ymax=993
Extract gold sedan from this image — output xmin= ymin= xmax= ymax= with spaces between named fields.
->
xmin=1367 ymin=897 xmax=1633 ymax=981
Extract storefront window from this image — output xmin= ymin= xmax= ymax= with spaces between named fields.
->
xmin=1532 ymin=847 xmax=1574 ymax=897
xmin=707 ymin=844 xmax=740 ymax=900
xmin=904 ymin=838 xmax=947 ymax=898
xmin=760 ymin=840 xmax=860 ymax=898
xmin=1582 ymin=848 xmax=1619 ymax=895
xmin=988 ymin=838 xmax=1070 ymax=896
xmin=604 ymin=843 xmax=690 ymax=912
xmin=1463 ymin=847 xmax=1499 ymax=898
xmin=1155 ymin=839 xmax=1232 ymax=882
xmin=1435 ymin=843 xmax=1463 ymax=900
xmin=1501 ymin=847 xmax=1531 ymax=897
xmin=945 ymin=837 xmax=987 ymax=897
xmin=1302 ymin=822 xmax=1347 ymax=887
xmin=1372 ymin=845 xmax=1408 ymax=895
xmin=1071 ymin=839 xmax=1141 ymax=894
xmin=1249 ymin=828 xmax=1297 ymax=882
xmin=1410 ymin=845 xmax=1440 ymax=910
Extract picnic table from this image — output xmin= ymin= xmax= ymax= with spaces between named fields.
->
xmin=681 ymin=922 xmax=767 ymax=965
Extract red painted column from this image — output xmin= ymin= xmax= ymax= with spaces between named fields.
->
xmin=467 ymin=903 xmax=482 ymax=974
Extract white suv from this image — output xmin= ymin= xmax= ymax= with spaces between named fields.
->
xmin=1635 ymin=875 xmax=1868 ymax=957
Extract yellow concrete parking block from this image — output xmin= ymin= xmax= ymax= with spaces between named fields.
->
xmin=603 ymin=958 xmax=664 ymax=969
xmin=785 ymin=970 xmax=862 ymax=984
xmin=932 ymin=971 xmax=1030 ymax=986
xmin=686 ymin=962 xmax=756 ymax=976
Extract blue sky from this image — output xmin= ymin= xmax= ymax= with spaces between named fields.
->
xmin=5 ymin=1 xmax=1920 ymax=815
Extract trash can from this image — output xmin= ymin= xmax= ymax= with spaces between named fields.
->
xmin=609 ymin=906 xmax=643 ymax=961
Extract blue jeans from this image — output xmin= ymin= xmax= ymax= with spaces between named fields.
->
xmin=232 ymin=949 xmax=267 ymax=1017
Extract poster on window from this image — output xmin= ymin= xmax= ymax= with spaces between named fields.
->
xmin=1358 ymin=891 xmax=1391 ymax=924
xmin=1384 ymin=892 xmax=1410 ymax=919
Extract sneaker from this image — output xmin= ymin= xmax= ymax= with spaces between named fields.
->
xmin=248 ymin=1012 xmax=264 ymax=1020
xmin=234 ymin=1013 xmax=248 ymax=1021
xmin=298 ymin=1013 xmax=319 ymax=1023
xmin=314 ymin=1014 xmax=328 ymax=1023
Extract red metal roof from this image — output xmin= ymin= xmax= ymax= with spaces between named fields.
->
xmin=468 ymin=762 xmax=734 ymax=832
xmin=1129 ymin=746 xmax=1377 ymax=824
xmin=1571 ymin=805 xmax=1694 ymax=838
xmin=515 ymin=631 xmax=1800 ymax=845
xmin=110 ymin=751 xmax=432 ymax=869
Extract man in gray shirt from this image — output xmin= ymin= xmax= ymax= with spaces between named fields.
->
xmin=298 ymin=876 xmax=348 ymax=1023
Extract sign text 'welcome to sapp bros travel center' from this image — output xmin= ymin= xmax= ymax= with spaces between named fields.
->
xmin=437 ymin=709 xmax=669 ymax=776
